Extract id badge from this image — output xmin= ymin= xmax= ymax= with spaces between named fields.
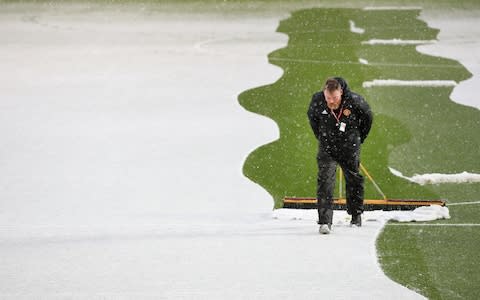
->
xmin=339 ymin=122 xmax=346 ymax=132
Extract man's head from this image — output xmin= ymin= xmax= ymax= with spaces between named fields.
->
xmin=323 ymin=78 xmax=343 ymax=110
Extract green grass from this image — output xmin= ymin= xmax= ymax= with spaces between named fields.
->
xmin=238 ymin=7 xmax=470 ymax=208
xmin=238 ymin=5 xmax=480 ymax=299
xmin=378 ymin=223 xmax=480 ymax=299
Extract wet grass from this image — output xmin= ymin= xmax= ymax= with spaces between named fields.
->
xmin=238 ymin=7 xmax=476 ymax=208
xmin=378 ymin=223 xmax=480 ymax=299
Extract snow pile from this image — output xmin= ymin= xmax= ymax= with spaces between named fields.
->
xmin=383 ymin=205 xmax=450 ymax=222
xmin=363 ymin=6 xmax=423 ymax=11
xmin=349 ymin=20 xmax=365 ymax=34
xmin=273 ymin=205 xmax=450 ymax=225
xmin=359 ymin=58 xmax=369 ymax=64
xmin=390 ymin=167 xmax=480 ymax=185
xmin=363 ymin=79 xmax=457 ymax=88
xmin=362 ymin=39 xmax=437 ymax=45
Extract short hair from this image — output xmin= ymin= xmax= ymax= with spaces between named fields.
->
xmin=324 ymin=78 xmax=342 ymax=92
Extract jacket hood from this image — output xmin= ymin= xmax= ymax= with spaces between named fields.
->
xmin=334 ymin=77 xmax=352 ymax=100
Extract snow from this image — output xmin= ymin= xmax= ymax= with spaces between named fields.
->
xmin=0 ymin=3 xmax=476 ymax=299
xmin=419 ymin=11 xmax=480 ymax=110
xmin=362 ymin=39 xmax=437 ymax=45
xmin=389 ymin=167 xmax=480 ymax=185
xmin=359 ymin=58 xmax=369 ymax=65
xmin=273 ymin=205 xmax=450 ymax=224
xmin=349 ymin=20 xmax=365 ymax=34
xmin=363 ymin=79 xmax=457 ymax=88
xmin=363 ymin=6 xmax=423 ymax=11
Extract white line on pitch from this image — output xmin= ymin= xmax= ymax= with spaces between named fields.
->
xmin=448 ymin=201 xmax=480 ymax=206
xmin=387 ymin=223 xmax=480 ymax=227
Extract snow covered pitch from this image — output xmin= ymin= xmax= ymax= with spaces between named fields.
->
xmin=0 ymin=2 xmax=478 ymax=299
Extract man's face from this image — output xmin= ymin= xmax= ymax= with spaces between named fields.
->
xmin=324 ymin=88 xmax=343 ymax=110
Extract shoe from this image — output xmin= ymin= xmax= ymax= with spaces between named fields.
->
xmin=350 ymin=214 xmax=362 ymax=227
xmin=319 ymin=224 xmax=332 ymax=234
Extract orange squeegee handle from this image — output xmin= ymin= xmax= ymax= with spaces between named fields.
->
xmin=360 ymin=163 xmax=388 ymax=200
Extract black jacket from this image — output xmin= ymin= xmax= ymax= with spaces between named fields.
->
xmin=307 ymin=77 xmax=372 ymax=154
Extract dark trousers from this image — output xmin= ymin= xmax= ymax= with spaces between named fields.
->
xmin=317 ymin=146 xmax=364 ymax=224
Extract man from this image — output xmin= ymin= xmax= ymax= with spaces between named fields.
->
xmin=307 ymin=77 xmax=373 ymax=234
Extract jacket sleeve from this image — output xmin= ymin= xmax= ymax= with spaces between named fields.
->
xmin=307 ymin=93 xmax=321 ymax=139
xmin=358 ymin=97 xmax=373 ymax=143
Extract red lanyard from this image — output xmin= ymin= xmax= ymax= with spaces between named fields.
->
xmin=330 ymin=105 xmax=343 ymax=124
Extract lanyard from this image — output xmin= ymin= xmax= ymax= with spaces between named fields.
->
xmin=330 ymin=105 xmax=343 ymax=124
